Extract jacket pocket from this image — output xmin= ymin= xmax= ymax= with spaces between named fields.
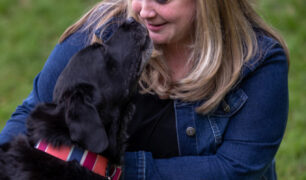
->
xmin=196 ymin=88 xmax=248 ymax=154
xmin=211 ymin=88 xmax=248 ymax=150
xmin=211 ymin=88 xmax=248 ymax=118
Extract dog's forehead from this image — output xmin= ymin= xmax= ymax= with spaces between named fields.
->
xmin=118 ymin=19 xmax=146 ymax=35
xmin=105 ymin=24 xmax=146 ymax=49
xmin=118 ymin=26 xmax=140 ymax=37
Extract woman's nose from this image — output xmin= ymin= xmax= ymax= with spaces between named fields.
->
xmin=139 ymin=1 xmax=156 ymax=19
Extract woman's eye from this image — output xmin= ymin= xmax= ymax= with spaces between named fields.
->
xmin=155 ymin=0 xmax=169 ymax=4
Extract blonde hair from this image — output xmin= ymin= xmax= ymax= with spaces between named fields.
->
xmin=59 ymin=0 xmax=289 ymax=114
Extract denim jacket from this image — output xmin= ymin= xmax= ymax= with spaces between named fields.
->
xmin=0 ymin=16 xmax=288 ymax=180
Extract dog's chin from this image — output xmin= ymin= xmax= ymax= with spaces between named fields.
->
xmin=123 ymin=35 xmax=152 ymax=89
xmin=138 ymin=36 xmax=153 ymax=77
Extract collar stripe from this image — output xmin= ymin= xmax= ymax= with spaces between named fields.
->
xmin=93 ymin=155 xmax=108 ymax=176
xmin=82 ymin=150 xmax=97 ymax=170
xmin=66 ymin=146 xmax=74 ymax=160
xmin=68 ymin=145 xmax=83 ymax=162
xmin=36 ymin=140 xmax=47 ymax=151
xmin=80 ymin=150 xmax=88 ymax=165
xmin=45 ymin=143 xmax=70 ymax=161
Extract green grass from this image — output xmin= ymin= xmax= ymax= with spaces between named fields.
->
xmin=0 ymin=0 xmax=97 ymax=127
xmin=257 ymin=0 xmax=306 ymax=179
xmin=0 ymin=0 xmax=305 ymax=179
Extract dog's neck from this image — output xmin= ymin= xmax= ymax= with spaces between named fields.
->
xmin=35 ymin=140 xmax=121 ymax=180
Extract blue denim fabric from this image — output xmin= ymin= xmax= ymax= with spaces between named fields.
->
xmin=0 ymin=16 xmax=288 ymax=180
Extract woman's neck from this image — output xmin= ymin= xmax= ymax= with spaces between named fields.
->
xmin=163 ymin=44 xmax=192 ymax=82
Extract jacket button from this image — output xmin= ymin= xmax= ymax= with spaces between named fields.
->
xmin=186 ymin=127 xmax=196 ymax=136
xmin=222 ymin=100 xmax=231 ymax=113
xmin=223 ymin=105 xmax=231 ymax=113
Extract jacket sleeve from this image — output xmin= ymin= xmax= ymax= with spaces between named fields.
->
xmin=0 ymin=29 xmax=89 ymax=145
xmin=124 ymin=43 xmax=289 ymax=180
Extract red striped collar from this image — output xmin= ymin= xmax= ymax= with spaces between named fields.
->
xmin=35 ymin=140 xmax=121 ymax=180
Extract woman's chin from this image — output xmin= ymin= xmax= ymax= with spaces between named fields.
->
xmin=152 ymin=40 xmax=165 ymax=45
xmin=149 ymin=33 xmax=169 ymax=45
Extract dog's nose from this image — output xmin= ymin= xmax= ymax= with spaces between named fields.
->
xmin=126 ymin=17 xmax=136 ymax=25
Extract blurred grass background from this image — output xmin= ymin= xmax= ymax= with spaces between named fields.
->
xmin=0 ymin=0 xmax=305 ymax=179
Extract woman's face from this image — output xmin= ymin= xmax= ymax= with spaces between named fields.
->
xmin=131 ymin=0 xmax=196 ymax=45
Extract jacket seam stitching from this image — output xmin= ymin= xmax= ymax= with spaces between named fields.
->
xmin=208 ymin=116 xmax=222 ymax=144
xmin=246 ymin=41 xmax=278 ymax=71
xmin=192 ymin=105 xmax=199 ymax=154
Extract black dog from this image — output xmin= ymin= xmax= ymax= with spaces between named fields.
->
xmin=0 ymin=17 xmax=152 ymax=180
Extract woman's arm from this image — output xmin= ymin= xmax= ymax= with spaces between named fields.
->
xmin=0 ymin=91 xmax=36 ymax=144
xmin=124 ymin=43 xmax=289 ymax=180
xmin=0 ymin=29 xmax=90 ymax=145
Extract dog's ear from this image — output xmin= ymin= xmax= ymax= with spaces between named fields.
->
xmin=65 ymin=90 xmax=109 ymax=153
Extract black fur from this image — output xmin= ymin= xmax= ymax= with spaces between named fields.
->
xmin=0 ymin=17 xmax=152 ymax=180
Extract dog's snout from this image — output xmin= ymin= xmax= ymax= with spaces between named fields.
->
xmin=124 ymin=17 xmax=148 ymax=36
xmin=126 ymin=17 xmax=136 ymax=25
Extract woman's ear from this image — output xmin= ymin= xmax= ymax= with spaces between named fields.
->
xmin=65 ymin=90 xmax=109 ymax=153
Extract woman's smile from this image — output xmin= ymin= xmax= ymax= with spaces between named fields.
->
xmin=146 ymin=22 xmax=167 ymax=32
xmin=132 ymin=0 xmax=195 ymax=45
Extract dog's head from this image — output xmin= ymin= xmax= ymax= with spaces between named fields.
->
xmin=27 ymin=18 xmax=152 ymax=164
xmin=54 ymin=17 xmax=152 ymax=104
xmin=105 ymin=17 xmax=153 ymax=80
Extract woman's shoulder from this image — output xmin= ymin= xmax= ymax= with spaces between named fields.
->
xmin=34 ymin=24 xmax=95 ymax=102
xmin=35 ymin=11 xmax=125 ymax=102
xmin=241 ymin=31 xmax=288 ymax=80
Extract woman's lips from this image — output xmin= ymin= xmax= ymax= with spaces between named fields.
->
xmin=146 ymin=23 xmax=166 ymax=31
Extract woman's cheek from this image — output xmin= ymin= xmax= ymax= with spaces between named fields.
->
xmin=131 ymin=0 xmax=141 ymax=14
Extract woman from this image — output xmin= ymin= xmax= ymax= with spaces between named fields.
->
xmin=0 ymin=0 xmax=289 ymax=179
